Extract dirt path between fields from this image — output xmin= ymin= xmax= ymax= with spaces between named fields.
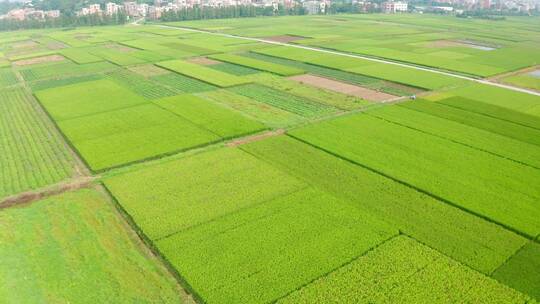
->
xmin=0 ymin=177 xmax=97 ymax=209
xmin=264 ymin=35 xmax=305 ymax=43
xmin=227 ymin=129 xmax=285 ymax=147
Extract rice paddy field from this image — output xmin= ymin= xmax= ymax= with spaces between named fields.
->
xmin=0 ymin=13 xmax=539 ymax=304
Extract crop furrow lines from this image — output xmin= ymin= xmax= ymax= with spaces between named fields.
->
xmin=286 ymin=133 xmax=536 ymax=241
xmin=268 ymin=233 xmax=401 ymax=304
xmin=366 ymin=113 xmax=540 ymax=172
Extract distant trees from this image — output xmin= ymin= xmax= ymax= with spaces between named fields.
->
xmin=327 ymin=0 xmax=362 ymax=14
xmin=159 ymin=5 xmax=307 ymax=22
xmin=456 ymin=9 xmax=538 ymax=19
xmin=0 ymin=12 xmax=127 ymax=31
xmin=0 ymin=1 xmax=19 ymax=15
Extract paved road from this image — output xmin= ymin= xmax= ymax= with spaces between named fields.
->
xmin=152 ymin=23 xmax=540 ymax=97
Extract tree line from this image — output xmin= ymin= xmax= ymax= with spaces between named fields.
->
xmin=0 ymin=0 xmax=367 ymax=31
xmin=0 ymin=12 xmax=127 ymax=31
xmin=159 ymin=5 xmax=308 ymax=22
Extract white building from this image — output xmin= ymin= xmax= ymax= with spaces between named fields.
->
xmin=148 ymin=5 xmax=164 ymax=19
xmin=88 ymin=4 xmax=102 ymax=14
xmin=123 ymin=1 xmax=139 ymax=16
xmin=382 ymin=1 xmax=408 ymax=13
xmin=45 ymin=10 xmax=60 ymax=18
xmin=106 ymin=2 xmax=122 ymax=15
xmin=302 ymin=0 xmax=321 ymax=13
xmin=77 ymin=7 xmax=90 ymax=16
xmin=138 ymin=3 xmax=149 ymax=16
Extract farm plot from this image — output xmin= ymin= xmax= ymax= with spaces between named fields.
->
xmin=247 ymin=73 xmax=368 ymax=110
xmin=186 ymin=57 xmax=221 ymax=65
xmin=35 ymin=79 xmax=148 ymax=121
xmin=6 ymin=49 xmax=57 ymax=62
xmin=245 ymin=52 xmax=422 ymax=96
xmin=156 ymin=59 xmax=251 ymax=87
xmin=28 ymin=74 xmax=104 ymax=92
xmin=156 ymin=187 xmax=397 ymax=304
xmin=107 ymin=69 xmax=178 ymax=100
xmin=103 ymin=148 xmax=308 ymax=240
xmin=104 ymin=146 xmax=397 ymax=304
xmin=229 ymin=83 xmax=338 ymax=117
xmin=18 ymin=61 xmax=117 ymax=82
xmin=493 ymin=241 xmax=540 ymax=300
xmin=345 ymin=63 xmax=467 ymax=90
xmin=151 ymin=72 xmax=217 ymax=93
xmin=88 ymin=45 xmax=146 ymax=66
xmin=441 ymin=83 xmax=540 ymax=115
xmin=289 ymin=113 xmax=540 ymax=238
xmin=402 ymin=99 xmax=540 ymax=147
xmin=129 ymin=50 xmax=172 ymax=63
xmin=13 ymin=54 xmax=65 ymax=67
xmin=153 ymin=94 xmax=266 ymax=138
xmin=209 ymin=62 xmax=260 ymax=76
xmin=56 ymin=103 xmax=219 ymax=171
xmin=501 ymin=71 xmax=540 ymax=91
xmin=160 ymin=42 xmax=217 ymax=56
xmin=367 ymin=104 xmax=540 ymax=169
xmin=0 ymin=68 xmax=17 ymax=88
xmin=129 ymin=64 xmax=171 ymax=77
xmin=289 ymin=74 xmax=396 ymax=102
xmin=198 ymin=89 xmax=306 ymax=128
xmin=253 ymin=46 xmax=373 ymax=70
xmin=162 ymin=32 xmax=254 ymax=53
xmin=437 ymin=96 xmax=540 ymax=130
xmin=254 ymin=46 xmax=466 ymax=89
xmin=241 ymin=135 xmax=527 ymax=274
xmin=59 ymin=48 xmax=102 ymax=64
xmin=209 ymin=53 xmax=304 ymax=76
xmin=0 ymin=88 xmax=76 ymax=199
xmin=117 ymin=38 xmax=173 ymax=51
xmin=0 ymin=189 xmax=183 ymax=303
xmin=182 ymin=14 xmax=540 ymax=76
xmin=336 ymin=43 xmax=505 ymax=78
xmin=279 ymin=236 xmax=532 ymax=303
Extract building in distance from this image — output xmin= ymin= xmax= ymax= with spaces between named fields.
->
xmin=382 ymin=1 xmax=408 ymax=13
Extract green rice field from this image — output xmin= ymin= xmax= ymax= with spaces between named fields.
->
xmin=0 ymin=13 xmax=539 ymax=304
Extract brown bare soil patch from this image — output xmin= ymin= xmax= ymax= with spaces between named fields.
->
xmin=227 ymin=129 xmax=285 ymax=147
xmin=47 ymin=42 xmax=67 ymax=50
xmin=105 ymin=43 xmax=136 ymax=53
xmin=187 ymin=56 xmax=221 ymax=66
xmin=0 ymin=177 xmax=95 ymax=209
xmin=289 ymin=74 xmax=397 ymax=102
xmin=264 ymin=35 xmax=305 ymax=43
xmin=129 ymin=64 xmax=171 ymax=77
xmin=13 ymin=54 xmax=66 ymax=66
xmin=12 ymin=40 xmax=39 ymax=49
xmin=75 ymin=34 xmax=92 ymax=40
